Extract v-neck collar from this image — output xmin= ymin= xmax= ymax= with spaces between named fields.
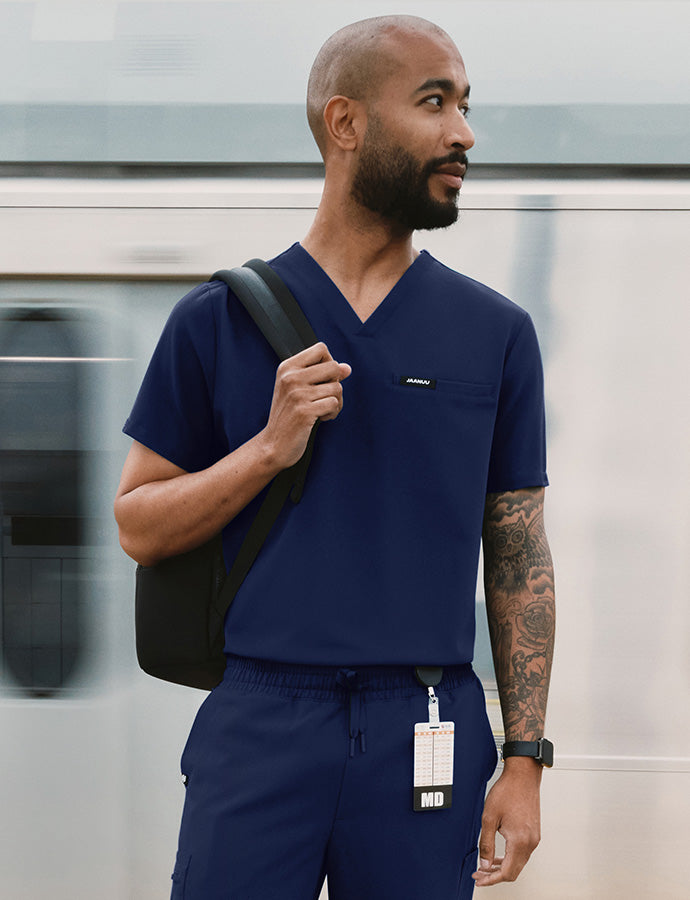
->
xmin=291 ymin=242 xmax=431 ymax=337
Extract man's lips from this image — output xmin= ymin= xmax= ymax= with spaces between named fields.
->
xmin=433 ymin=163 xmax=466 ymax=190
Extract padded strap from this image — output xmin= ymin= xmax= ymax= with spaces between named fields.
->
xmin=243 ymin=258 xmax=318 ymax=352
xmin=211 ymin=265 xmax=317 ymax=361
xmin=208 ymin=262 xmax=320 ymax=620
xmin=236 ymin=260 xmax=321 ymax=502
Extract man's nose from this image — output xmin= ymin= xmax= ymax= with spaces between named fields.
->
xmin=446 ymin=110 xmax=475 ymax=152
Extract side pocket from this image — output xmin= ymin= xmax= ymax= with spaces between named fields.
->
xmin=170 ymin=852 xmax=191 ymax=899
xmin=473 ymin=677 xmax=499 ymax=783
xmin=180 ymin=690 xmax=216 ymax=780
xmin=458 ymin=847 xmax=478 ymax=899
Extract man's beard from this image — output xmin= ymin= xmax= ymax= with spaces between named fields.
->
xmin=351 ymin=116 xmax=466 ymax=231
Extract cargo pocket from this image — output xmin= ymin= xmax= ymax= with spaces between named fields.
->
xmin=458 ymin=847 xmax=478 ymax=899
xmin=170 ymin=852 xmax=191 ymax=899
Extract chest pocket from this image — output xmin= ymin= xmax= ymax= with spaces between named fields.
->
xmin=384 ymin=373 xmax=498 ymax=476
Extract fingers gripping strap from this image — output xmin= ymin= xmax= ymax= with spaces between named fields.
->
xmin=210 ymin=260 xmax=320 ymax=504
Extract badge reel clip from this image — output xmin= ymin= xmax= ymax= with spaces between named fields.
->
xmin=412 ymin=666 xmax=454 ymax=811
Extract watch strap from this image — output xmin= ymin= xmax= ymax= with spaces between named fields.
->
xmin=502 ymin=738 xmax=553 ymax=767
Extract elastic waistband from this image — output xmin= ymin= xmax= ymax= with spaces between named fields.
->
xmin=222 ymin=654 xmax=475 ymax=701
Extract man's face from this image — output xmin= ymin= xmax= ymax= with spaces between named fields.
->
xmin=350 ymin=32 xmax=474 ymax=232
xmin=351 ymin=113 xmax=466 ymax=230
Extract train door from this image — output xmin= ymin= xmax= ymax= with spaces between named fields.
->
xmin=0 ymin=297 xmax=134 ymax=899
xmin=0 ymin=308 xmax=87 ymax=693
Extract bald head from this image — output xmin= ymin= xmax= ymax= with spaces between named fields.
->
xmin=306 ymin=15 xmax=455 ymax=158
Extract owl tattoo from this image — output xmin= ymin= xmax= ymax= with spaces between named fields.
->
xmin=483 ymin=512 xmax=552 ymax=594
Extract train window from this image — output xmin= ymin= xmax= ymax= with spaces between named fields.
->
xmin=0 ymin=308 xmax=89 ymax=695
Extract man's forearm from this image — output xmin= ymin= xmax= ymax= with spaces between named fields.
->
xmin=115 ymin=431 xmax=284 ymax=567
xmin=482 ymin=487 xmax=555 ymax=741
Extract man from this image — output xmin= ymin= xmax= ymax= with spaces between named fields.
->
xmin=115 ymin=14 xmax=555 ymax=900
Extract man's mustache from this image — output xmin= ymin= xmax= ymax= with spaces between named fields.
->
xmin=425 ymin=153 xmax=470 ymax=176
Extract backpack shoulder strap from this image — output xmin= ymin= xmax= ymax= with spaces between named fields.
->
xmin=207 ymin=260 xmax=319 ymax=619
xmin=210 ymin=262 xmax=317 ymax=361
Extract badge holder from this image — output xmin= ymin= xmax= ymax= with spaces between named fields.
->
xmin=413 ymin=666 xmax=454 ymax=811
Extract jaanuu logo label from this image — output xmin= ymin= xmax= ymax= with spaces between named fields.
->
xmin=399 ymin=376 xmax=437 ymax=390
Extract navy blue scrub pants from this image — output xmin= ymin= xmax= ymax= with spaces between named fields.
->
xmin=171 ymin=655 xmax=497 ymax=900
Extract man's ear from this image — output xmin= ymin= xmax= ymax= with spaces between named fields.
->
xmin=322 ymin=96 xmax=366 ymax=152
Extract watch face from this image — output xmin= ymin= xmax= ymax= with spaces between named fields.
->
xmin=540 ymin=739 xmax=554 ymax=768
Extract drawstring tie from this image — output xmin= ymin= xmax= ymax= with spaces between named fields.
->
xmin=336 ymin=668 xmax=368 ymax=756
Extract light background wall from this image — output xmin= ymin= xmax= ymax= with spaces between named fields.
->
xmin=1 ymin=0 xmax=688 ymax=163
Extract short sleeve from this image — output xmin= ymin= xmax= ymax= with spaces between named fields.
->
xmin=123 ymin=283 xmax=218 ymax=472
xmin=486 ymin=312 xmax=549 ymax=493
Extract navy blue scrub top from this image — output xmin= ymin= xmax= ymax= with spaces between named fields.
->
xmin=124 ymin=243 xmax=548 ymax=666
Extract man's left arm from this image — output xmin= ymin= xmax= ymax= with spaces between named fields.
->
xmin=473 ymin=486 xmax=555 ymax=887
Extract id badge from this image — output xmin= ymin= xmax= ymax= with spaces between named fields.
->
xmin=413 ymin=686 xmax=454 ymax=811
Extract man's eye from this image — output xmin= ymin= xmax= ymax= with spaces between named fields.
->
xmin=425 ymin=95 xmax=443 ymax=108
xmin=461 ymin=106 xmax=472 ymax=119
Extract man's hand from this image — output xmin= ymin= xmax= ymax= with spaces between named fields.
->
xmin=115 ymin=342 xmax=351 ymax=565
xmin=472 ymin=757 xmax=542 ymax=887
xmin=259 ymin=341 xmax=352 ymax=470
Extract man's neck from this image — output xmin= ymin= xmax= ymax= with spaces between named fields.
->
xmin=301 ymin=191 xmax=418 ymax=322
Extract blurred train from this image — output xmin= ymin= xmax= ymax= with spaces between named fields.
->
xmin=0 ymin=172 xmax=688 ymax=899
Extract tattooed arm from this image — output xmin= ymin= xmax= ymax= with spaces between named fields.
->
xmin=473 ymin=486 xmax=555 ymax=888
xmin=482 ymin=486 xmax=555 ymax=740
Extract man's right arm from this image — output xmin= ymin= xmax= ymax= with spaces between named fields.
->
xmin=114 ymin=342 xmax=351 ymax=567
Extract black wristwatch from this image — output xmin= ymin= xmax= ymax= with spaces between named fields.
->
xmin=501 ymin=738 xmax=554 ymax=768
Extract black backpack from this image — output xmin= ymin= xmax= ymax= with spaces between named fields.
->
xmin=134 ymin=260 xmax=318 ymax=690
